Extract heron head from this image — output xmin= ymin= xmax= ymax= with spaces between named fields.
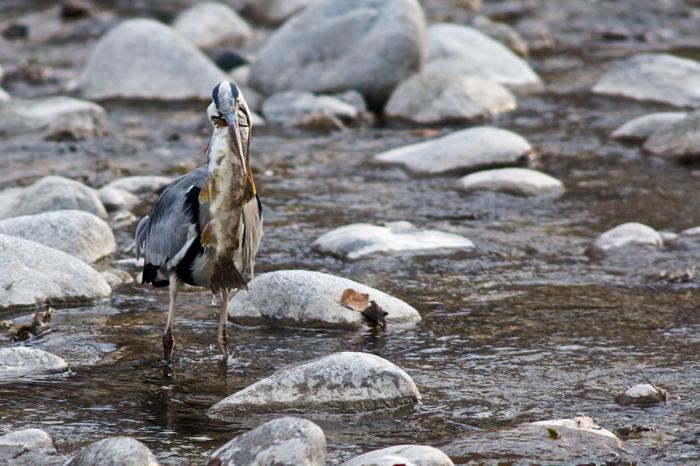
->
xmin=207 ymin=81 xmax=252 ymax=175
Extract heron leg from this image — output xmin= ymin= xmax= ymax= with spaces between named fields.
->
xmin=163 ymin=275 xmax=179 ymax=376
xmin=217 ymin=289 xmax=229 ymax=361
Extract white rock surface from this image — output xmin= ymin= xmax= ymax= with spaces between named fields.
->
xmin=0 ymin=428 xmax=61 ymax=465
xmin=611 ymin=112 xmax=687 ymax=142
xmin=173 ymin=2 xmax=252 ymax=50
xmin=79 ymin=19 xmax=227 ymax=100
xmin=615 ymin=383 xmax=668 ymax=406
xmin=229 ymin=269 xmax=421 ymax=328
xmin=103 ymin=176 xmax=172 ymax=195
xmin=262 ymin=91 xmax=358 ymax=126
xmin=101 ymin=268 xmax=134 ymax=288
xmin=246 ymin=0 xmax=316 ymax=25
xmin=0 ymin=210 xmax=115 ymax=263
xmin=66 ymin=437 xmax=159 ymax=466
xmin=249 ymin=0 xmax=426 ymax=104
xmin=0 ymin=176 xmax=107 ymax=220
xmin=593 ymin=53 xmax=700 ymax=107
xmin=471 ymin=15 xmax=528 ymax=57
xmin=457 ymin=168 xmax=564 ymax=197
xmin=98 ymin=186 xmax=139 ymax=212
xmin=643 ymin=111 xmax=700 ymax=160
xmin=0 ymin=87 xmax=9 ymax=101
xmin=588 ymin=222 xmax=663 ymax=256
xmin=0 ymin=348 xmax=67 ymax=379
xmin=385 ymin=70 xmax=516 ymax=124
xmin=343 ymin=445 xmax=454 ymax=466
xmin=0 ymin=234 xmax=111 ymax=310
xmin=426 ymin=24 xmax=541 ymax=87
xmin=314 ymin=221 xmax=474 ymax=259
xmin=0 ymin=97 xmax=106 ymax=140
xmin=375 ymin=127 xmax=532 ymax=175
xmin=208 ymin=417 xmax=326 ymax=466
xmin=208 ymin=352 xmax=421 ymax=417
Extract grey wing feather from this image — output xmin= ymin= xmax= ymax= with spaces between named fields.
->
xmin=134 ymin=215 xmax=149 ymax=260
xmin=241 ymin=195 xmax=263 ymax=279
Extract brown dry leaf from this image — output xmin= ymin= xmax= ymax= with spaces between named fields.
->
xmin=340 ymin=288 xmax=369 ymax=312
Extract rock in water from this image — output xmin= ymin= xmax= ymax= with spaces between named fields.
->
xmin=173 ymin=2 xmax=252 ymax=51
xmin=66 ymin=437 xmax=159 ymax=466
xmin=457 ymin=168 xmax=564 ymax=197
xmin=643 ymin=111 xmax=700 ymax=161
xmin=611 ymin=112 xmax=687 ymax=143
xmin=229 ymin=269 xmax=421 ymax=328
xmin=615 ymin=383 xmax=668 ymax=406
xmin=103 ymin=175 xmax=173 ymax=195
xmin=207 ymin=417 xmax=326 ymax=466
xmin=587 ymin=222 xmax=663 ymax=257
xmin=0 ymin=210 xmax=116 ymax=263
xmin=343 ymin=445 xmax=454 ymax=466
xmin=0 ymin=347 xmax=68 ymax=379
xmin=593 ymin=53 xmax=700 ymax=107
xmin=0 ymin=428 xmax=64 ymax=465
xmin=208 ymin=352 xmax=421 ymax=417
xmin=78 ymin=18 xmax=227 ymax=100
xmin=261 ymin=91 xmax=359 ymax=126
xmin=0 ymin=234 xmax=111 ymax=310
xmin=249 ymin=0 xmax=426 ymax=106
xmin=375 ymin=127 xmax=532 ymax=175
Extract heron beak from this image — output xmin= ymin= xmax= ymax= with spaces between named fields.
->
xmin=223 ymin=111 xmax=247 ymax=175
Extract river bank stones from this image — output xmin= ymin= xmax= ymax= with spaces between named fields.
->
xmin=173 ymin=2 xmax=252 ymax=51
xmin=261 ymin=91 xmax=359 ymax=128
xmin=78 ymin=18 xmax=227 ymax=100
xmin=457 ymin=168 xmax=564 ymax=197
xmin=611 ymin=112 xmax=687 ymax=143
xmin=229 ymin=270 xmax=420 ymax=328
xmin=66 ymin=437 xmax=159 ymax=466
xmin=0 ymin=347 xmax=68 ymax=379
xmin=343 ymin=445 xmax=453 ymax=466
xmin=642 ymin=111 xmax=700 ymax=161
xmin=249 ymin=0 xmax=426 ymax=105
xmin=587 ymin=222 xmax=663 ymax=257
xmin=208 ymin=417 xmax=326 ymax=466
xmin=0 ymin=428 xmax=63 ymax=465
xmin=208 ymin=352 xmax=420 ymax=417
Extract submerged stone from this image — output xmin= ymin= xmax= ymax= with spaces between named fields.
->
xmin=0 ymin=347 xmax=68 ymax=379
xmin=66 ymin=437 xmax=159 ymax=466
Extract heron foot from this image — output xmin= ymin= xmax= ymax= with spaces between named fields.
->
xmin=162 ymin=329 xmax=175 ymax=376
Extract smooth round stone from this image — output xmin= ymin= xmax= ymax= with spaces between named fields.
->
xmin=98 ymin=186 xmax=139 ymax=212
xmin=0 ymin=428 xmax=61 ymax=465
xmin=615 ymin=383 xmax=668 ymax=406
xmin=0 ymin=210 xmax=116 ymax=263
xmin=208 ymin=417 xmax=326 ymax=466
xmin=375 ymin=127 xmax=532 ymax=175
xmin=471 ymin=15 xmax=528 ymax=57
xmin=0 ymin=348 xmax=68 ymax=379
xmin=643 ymin=111 xmax=700 ymax=160
xmin=314 ymin=221 xmax=474 ymax=259
xmin=78 ymin=18 xmax=227 ymax=100
xmin=385 ymin=71 xmax=516 ymax=125
xmin=229 ymin=269 xmax=421 ymax=328
xmin=588 ymin=222 xmax=663 ymax=256
xmin=343 ymin=445 xmax=454 ymax=466
xmin=261 ymin=91 xmax=358 ymax=126
xmin=208 ymin=352 xmax=421 ymax=417
xmin=247 ymin=0 xmax=316 ymax=25
xmin=103 ymin=175 xmax=172 ymax=195
xmin=611 ymin=112 xmax=687 ymax=142
xmin=593 ymin=53 xmax=700 ymax=107
xmin=457 ymin=168 xmax=564 ymax=197
xmin=67 ymin=437 xmax=159 ymax=466
xmin=173 ymin=2 xmax=252 ymax=50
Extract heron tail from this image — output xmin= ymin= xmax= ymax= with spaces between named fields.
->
xmin=210 ymin=256 xmax=248 ymax=294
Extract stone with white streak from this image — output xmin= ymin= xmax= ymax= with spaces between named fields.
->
xmin=343 ymin=445 xmax=454 ymax=466
xmin=173 ymin=2 xmax=252 ymax=51
xmin=457 ymin=168 xmax=564 ymax=197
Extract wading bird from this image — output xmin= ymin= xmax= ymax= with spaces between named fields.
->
xmin=134 ymin=81 xmax=262 ymax=375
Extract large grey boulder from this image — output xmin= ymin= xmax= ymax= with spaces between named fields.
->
xmin=343 ymin=445 xmax=453 ymax=466
xmin=314 ymin=221 xmax=474 ymax=259
xmin=587 ymin=222 xmax=663 ymax=257
xmin=611 ymin=112 xmax=687 ymax=142
xmin=66 ymin=437 xmax=159 ymax=466
xmin=173 ymin=2 xmax=252 ymax=51
xmin=261 ymin=91 xmax=358 ymax=126
xmin=375 ymin=127 xmax=532 ymax=175
xmin=208 ymin=417 xmax=326 ymax=466
xmin=0 ymin=348 xmax=68 ymax=379
xmin=385 ymin=69 xmax=516 ymax=124
xmin=643 ymin=111 xmax=700 ymax=160
xmin=457 ymin=168 xmax=564 ymax=197
xmin=78 ymin=19 xmax=227 ymax=100
xmin=246 ymin=0 xmax=316 ymax=25
xmin=0 ymin=176 xmax=107 ymax=220
xmin=208 ymin=352 xmax=421 ymax=417
xmin=249 ymin=0 xmax=426 ymax=105
xmin=0 ymin=428 xmax=63 ymax=465
xmin=593 ymin=54 xmax=700 ymax=107
xmin=426 ymin=24 xmax=541 ymax=88
xmin=103 ymin=175 xmax=172 ymax=195
xmin=229 ymin=269 xmax=421 ymax=328
xmin=0 ymin=234 xmax=111 ymax=310
xmin=0 ymin=210 xmax=116 ymax=263
xmin=0 ymin=97 xmax=106 ymax=140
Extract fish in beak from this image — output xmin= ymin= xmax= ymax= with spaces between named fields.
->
xmin=222 ymin=110 xmax=247 ymax=176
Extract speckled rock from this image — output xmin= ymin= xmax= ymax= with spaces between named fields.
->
xmin=615 ymin=383 xmax=668 ymax=406
xmin=79 ymin=19 xmax=227 ymax=100
xmin=98 ymin=186 xmax=139 ymax=212
xmin=207 ymin=417 xmax=326 ymax=466
xmin=611 ymin=112 xmax=687 ymax=142
xmin=229 ymin=269 xmax=421 ymax=328
xmin=261 ymin=91 xmax=358 ymax=126
xmin=457 ymin=168 xmax=564 ymax=197
xmin=0 ymin=210 xmax=115 ymax=263
xmin=66 ymin=437 xmax=159 ymax=466
xmin=587 ymin=222 xmax=663 ymax=257
xmin=249 ymin=0 xmax=426 ymax=105
xmin=0 ymin=176 xmax=107 ymax=220
xmin=0 ymin=428 xmax=63 ymax=465
xmin=593 ymin=53 xmax=700 ymax=107
xmin=343 ymin=445 xmax=453 ymax=466
xmin=375 ymin=127 xmax=532 ymax=175
xmin=103 ymin=176 xmax=172 ymax=195
xmin=173 ymin=2 xmax=252 ymax=51
xmin=314 ymin=221 xmax=474 ymax=259
xmin=246 ymin=0 xmax=316 ymax=25
xmin=0 ymin=348 xmax=68 ymax=379
xmin=643 ymin=111 xmax=700 ymax=160
xmin=208 ymin=352 xmax=421 ymax=417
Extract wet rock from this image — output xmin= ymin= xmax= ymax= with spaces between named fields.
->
xmin=261 ymin=91 xmax=358 ymax=127
xmin=333 ymin=90 xmax=367 ymax=114
xmin=593 ymin=53 xmax=700 ymax=107
xmin=442 ymin=416 xmax=623 ymax=465
xmin=426 ymin=24 xmax=541 ymax=88
xmin=611 ymin=112 xmax=687 ymax=143
xmin=375 ymin=127 xmax=532 ymax=175
xmin=97 ymin=186 xmax=139 ymax=212
xmin=0 ymin=234 xmax=111 ymax=310
xmin=471 ymin=15 xmax=528 ymax=57
xmin=249 ymin=0 xmax=426 ymax=105
xmin=643 ymin=111 xmax=700 ymax=161
xmin=0 ymin=348 xmax=68 ymax=379
xmin=0 ymin=428 xmax=63 ymax=465
xmin=208 ymin=352 xmax=421 ymax=417
xmin=0 ymin=176 xmax=107 ymax=220
xmin=229 ymin=269 xmax=421 ymax=328
xmin=101 ymin=268 xmax=134 ymax=288
xmin=103 ymin=175 xmax=172 ymax=195
xmin=173 ymin=2 xmax=252 ymax=51
xmin=587 ymin=222 xmax=663 ymax=257
xmin=0 ymin=210 xmax=115 ymax=263
xmin=314 ymin=221 xmax=474 ymax=259
xmin=207 ymin=417 xmax=326 ymax=466
xmin=246 ymin=0 xmax=316 ymax=26
xmin=78 ymin=18 xmax=227 ymax=100
xmin=615 ymin=383 xmax=668 ymax=406
xmin=33 ymin=332 xmax=117 ymax=366
xmin=0 ymin=87 xmax=9 ymax=101
xmin=0 ymin=97 xmax=106 ymax=140
xmin=343 ymin=445 xmax=453 ymax=466
xmin=457 ymin=168 xmax=564 ymax=197
xmin=385 ymin=70 xmax=516 ymax=125
xmin=66 ymin=437 xmax=159 ymax=466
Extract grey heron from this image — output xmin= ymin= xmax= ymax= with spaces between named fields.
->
xmin=134 ymin=81 xmax=262 ymax=375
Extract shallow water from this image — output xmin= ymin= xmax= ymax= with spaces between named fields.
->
xmin=2 ymin=0 xmax=700 ymax=464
